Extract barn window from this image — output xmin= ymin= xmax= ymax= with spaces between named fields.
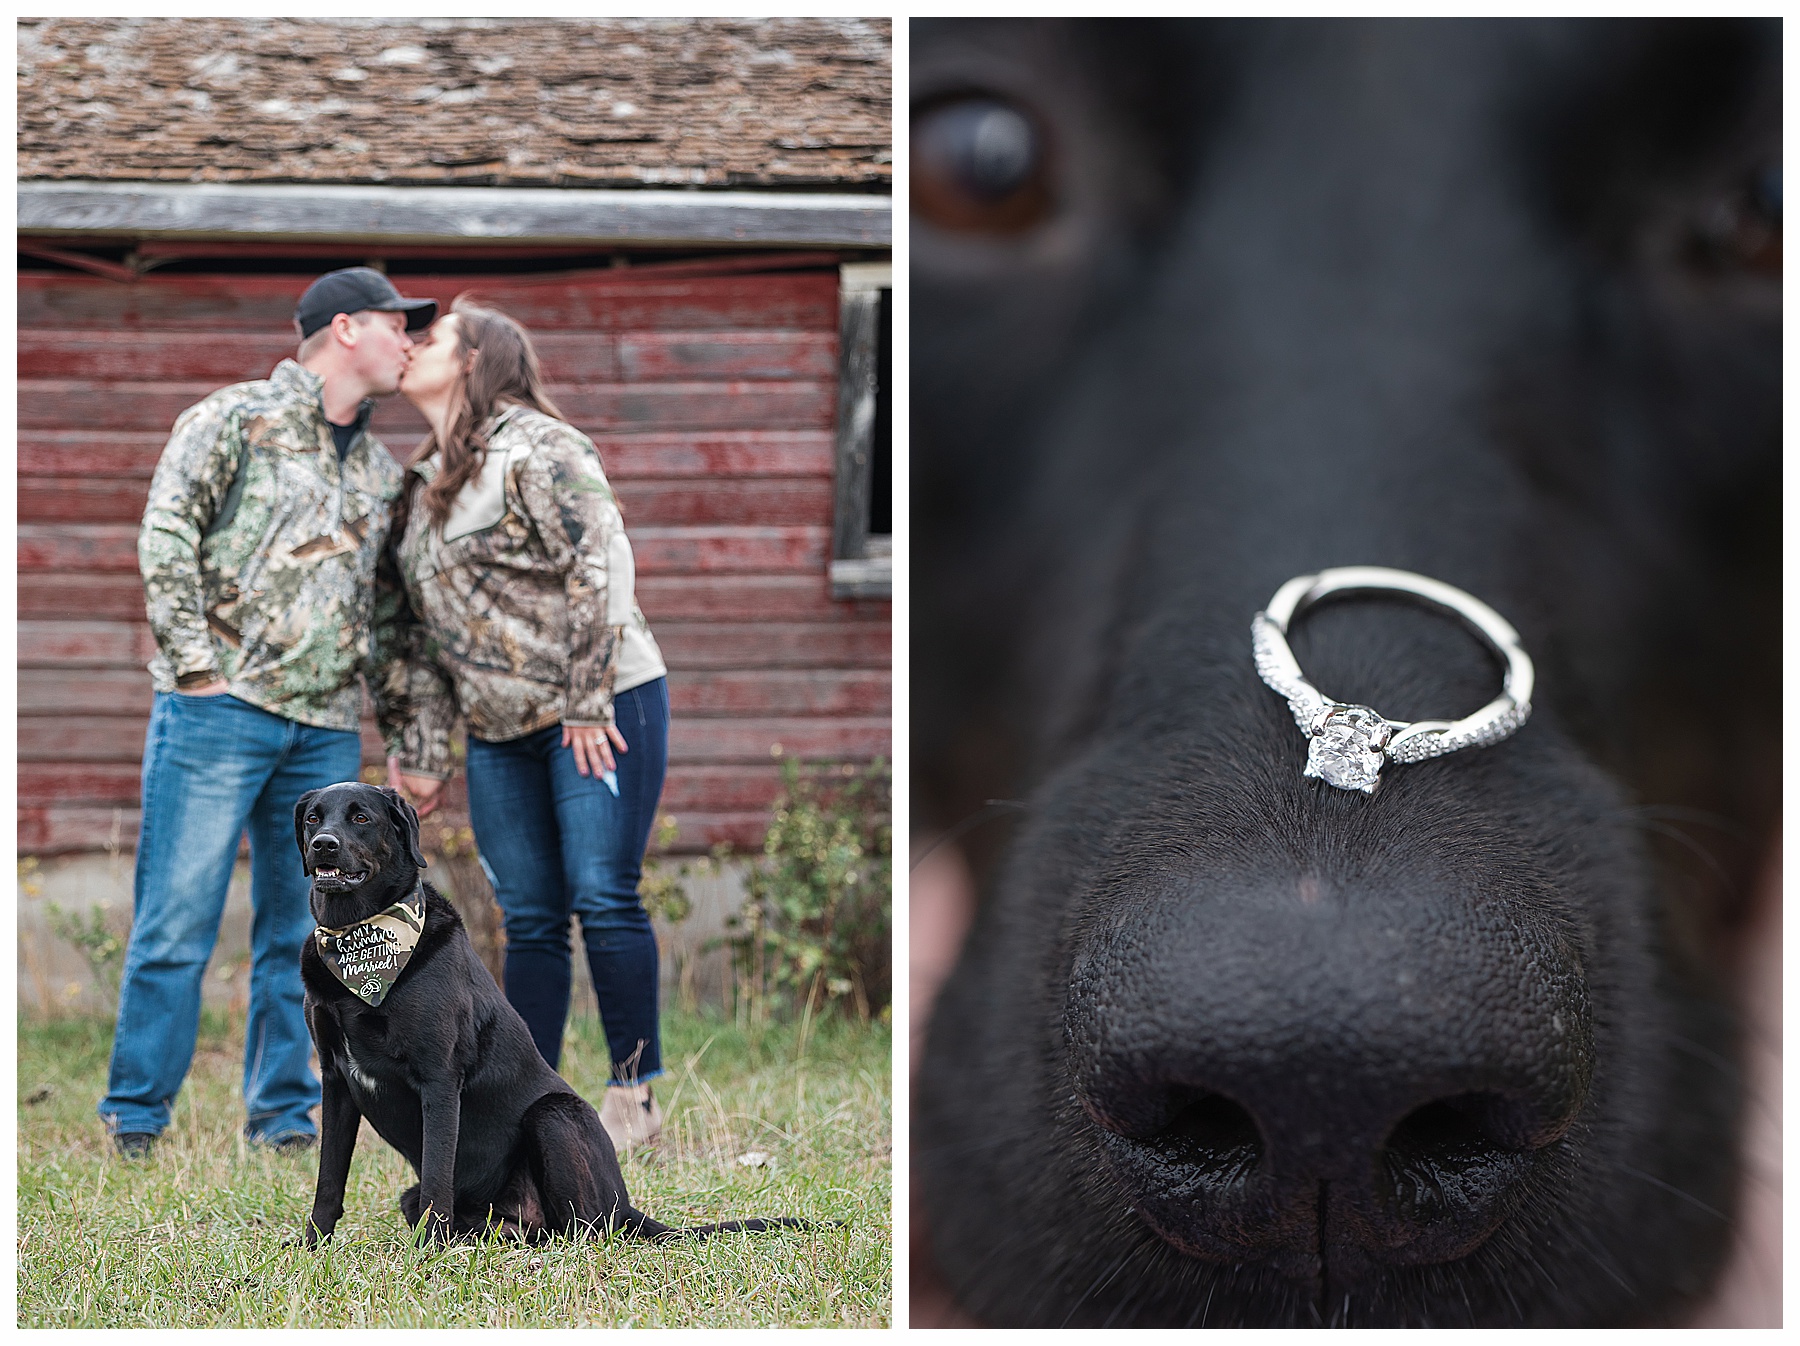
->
xmin=830 ymin=262 xmax=892 ymax=599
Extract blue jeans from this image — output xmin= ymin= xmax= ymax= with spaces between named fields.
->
xmin=465 ymin=677 xmax=670 ymax=1082
xmin=99 ymin=692 xmax=363 ymax=1141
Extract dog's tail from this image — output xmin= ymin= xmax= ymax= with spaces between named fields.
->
xmin=522 ymin=1092 xmax=831 ymax=1242
xmin=619 ymin=1209 xmax=822 ymax=1241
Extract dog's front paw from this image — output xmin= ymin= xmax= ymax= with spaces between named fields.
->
xmin=302 ymin=1216 xmax=336 ymax=1248
xmin=409 ymin=1201 xmax=456 ymax=1245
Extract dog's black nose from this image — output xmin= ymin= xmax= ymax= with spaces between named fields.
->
xmin=1065 ymin=865 xmax=1592 ymax=1282
xmin=309 ymin=832 xmax=341 ymax=857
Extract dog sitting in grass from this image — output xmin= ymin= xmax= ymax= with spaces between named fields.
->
xmin=296 ymin=781 xmax=803 ymax=1244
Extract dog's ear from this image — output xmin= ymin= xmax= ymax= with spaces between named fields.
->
xmin=379 ymin=786 xmax=428 ymax=869
xmin=293 ymin=789 xmax=321 ymax=858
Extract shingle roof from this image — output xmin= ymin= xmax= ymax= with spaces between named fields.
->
xmin=18 ymin=17 xmax=891 ymax=191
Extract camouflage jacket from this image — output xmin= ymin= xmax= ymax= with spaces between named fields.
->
xmin=139 ymin=359 xmax=406 ymax=731
xmin=379 ymin=405 xmax=665 ymax=778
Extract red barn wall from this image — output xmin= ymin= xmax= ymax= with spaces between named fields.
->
xmin=18 ymin=257 xmax=892 ymax=856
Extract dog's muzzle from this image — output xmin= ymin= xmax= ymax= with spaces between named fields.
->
xmin=308 ymin=833 xmax=370 ymax=890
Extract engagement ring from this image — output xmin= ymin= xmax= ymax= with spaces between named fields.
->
xmin=1251 ymin=566 xmax=1533 ymax=794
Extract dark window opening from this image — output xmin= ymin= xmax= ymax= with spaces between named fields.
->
xmin=870 ymin=285 xmax=892 ymax=538
xmin=830 ymin=261 xmax=892 ymax=600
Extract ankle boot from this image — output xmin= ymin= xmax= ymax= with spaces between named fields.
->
xmin=599 ymin=1081 xmax=663 ymax=1153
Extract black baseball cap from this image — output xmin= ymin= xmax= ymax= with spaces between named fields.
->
xmin=295 ymin=267 xmax=438 ymax=339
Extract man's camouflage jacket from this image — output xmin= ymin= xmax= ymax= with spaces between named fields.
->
xmin=138 ymin=359 xmax=406 ymax=730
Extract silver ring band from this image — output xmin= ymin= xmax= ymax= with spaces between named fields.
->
xmin=1251 ymin=566 xmax=1534 ymax=794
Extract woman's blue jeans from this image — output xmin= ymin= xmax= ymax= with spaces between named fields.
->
xmin=466 ymin=677 xmax=670 ymax=1082
xmin=99 ymin=692 xmax=362 ymax=1142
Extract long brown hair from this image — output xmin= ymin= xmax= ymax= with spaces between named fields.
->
xmin=409 ymin=295 xmax=565 ymax=528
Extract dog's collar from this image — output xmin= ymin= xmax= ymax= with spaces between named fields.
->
xmin=314 ymin=883 xmax=426 ymax=1007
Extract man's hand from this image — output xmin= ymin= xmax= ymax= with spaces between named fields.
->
xmin=563 ymin=723 xmax=628 ymax=778
xmin=386 ymin=755 xmax=446 ymax=818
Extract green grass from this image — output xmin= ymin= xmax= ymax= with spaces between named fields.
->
xmin=18 ymin=1006 xmax=891 ymax=1328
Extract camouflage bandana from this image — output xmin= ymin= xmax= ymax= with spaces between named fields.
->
xmin=314 ymin=885 xmax=426 ymax=1007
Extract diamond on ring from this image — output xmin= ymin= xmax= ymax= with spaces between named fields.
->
xmin=1252 ymin=567 xmax=1534 ymax=795
xmin=1304 ymin=705 xmax=1390 ymax=794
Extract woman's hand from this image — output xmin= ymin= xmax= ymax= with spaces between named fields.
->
xmin=563 ymin=722 xmax=628 ymax=778
xmin=386 ymin=755 xmax=446 ymax=818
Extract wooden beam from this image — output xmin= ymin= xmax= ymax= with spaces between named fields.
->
xmin=19 ymin=181 xmax=892 ymax=249
xmin=830 ymin=556 xmax=894 ymax=601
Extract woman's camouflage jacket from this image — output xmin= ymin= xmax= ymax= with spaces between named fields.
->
xmin=378 ymin=405 xmax=665 ymax=779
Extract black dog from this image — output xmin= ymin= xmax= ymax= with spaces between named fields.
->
xmin=914 ymin=20 xmax=1778 ymax=1328
xmin=296 ymin=782 xmax=801 ymax=1245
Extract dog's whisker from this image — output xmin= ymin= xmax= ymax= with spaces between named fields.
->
xmin=1664 ymin=1032 xmax=1740 ymax=1083
xmin=1608 ymin=1163 xmax=1729 ymax=1223
xmin=1634 ymin=819 xmax=1740 ymax=898
xmin=1063 ymin=1234 xmax=1163 ymax=1328
xmin=908 ymin=1127 xmax=1047 ymax=1159
xmin=1615 ymin=803 xmax=1749 ymax=840
xmin=910 ymin=800 xmax=1030 ymax=869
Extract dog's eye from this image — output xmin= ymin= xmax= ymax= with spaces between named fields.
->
xmin=1684 ymin=163 xmax=1781 ymax=276
xmin=352 ymin=813 xmax=369 ymax=824
xmin=307 ymin=814 xmax=320 ymax=825
xmin=913 ymin=93 xmax=1053 ymax=235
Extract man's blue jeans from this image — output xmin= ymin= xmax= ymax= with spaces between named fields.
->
xmin=99 ymin=692 xmax=363 ymax=1142
xmin=466 ymin=677 xmax=670 ymax=1081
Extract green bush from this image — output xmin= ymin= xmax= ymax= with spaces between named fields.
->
xmin=45 ymin=900 xmax=127 ymax=997
xmin=729 ymin=758 xmax=891 ymax=1023
xmin=637 ymin=814 xmax=696 ymax=925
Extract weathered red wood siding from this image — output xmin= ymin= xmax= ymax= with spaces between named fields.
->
xmin=18 ymin=260 xmax=891 ymax=855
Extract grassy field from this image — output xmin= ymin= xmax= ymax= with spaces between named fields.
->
xmin=18 ymin=1005 xmax=891 ymax=1328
